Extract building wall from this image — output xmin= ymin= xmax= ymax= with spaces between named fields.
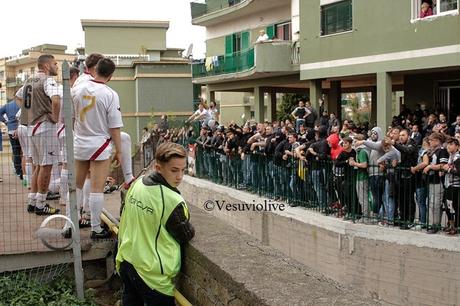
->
xmin=299 ymin=0 xmax=460 ymax=79
xmin=205 ymin=6 xmax=291 ymax=40
xmin=84 ymin=27 xmax=167 ymax=54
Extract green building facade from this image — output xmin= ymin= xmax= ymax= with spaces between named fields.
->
xmin=191 ymin=0 xmax=460 ymax=127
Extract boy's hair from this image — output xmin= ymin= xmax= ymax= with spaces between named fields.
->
xmin=96 ymin=58 xmax=116 ymax=78
xmin=342 ymin=136 xmax=353 ymax=144
xmin=37 ymin=54 xmax=54 ymax=69
xmin=85 ymin=53 xmax=104 ymax=69
xmin=155 ymin=143 xmax=187 ymax=164
xmin=446 ymin=137 xmax=459 ymax=146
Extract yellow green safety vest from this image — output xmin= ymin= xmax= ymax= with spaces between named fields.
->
xmin=115 ymin=176 xmax=190 ymax=296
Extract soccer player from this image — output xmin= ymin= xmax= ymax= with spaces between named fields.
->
xmin=72 ymin=58 xmax=123 ymax=239
xmin=21 ymin=55 xmax=61 ymax=215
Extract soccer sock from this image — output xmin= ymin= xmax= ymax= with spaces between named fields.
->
xmin=121 ymin=132 xmax=134 ymax=184
xmin=35 ymin=192 xmax=47 ymax=209
xmin=25 ymin=162 xmax=32 ymax=187
xmin=89 ymin=193 xmax=104 ymax=233
xmin=60 ymin=169 xmax=69 ymax=205
xmin=83 ymin=178 xmax=91 ymax=213
xmin=27 ymin=193 xmax=36 ymax=206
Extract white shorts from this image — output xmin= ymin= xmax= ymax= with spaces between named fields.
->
xmin=30 ymin=121 xmax=60 ymax=166
xmin=74 ymin=138 xmax=113 ymax=161
xmin=17 ymin=125 xmax=32 ymax=159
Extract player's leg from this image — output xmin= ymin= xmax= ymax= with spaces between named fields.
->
xmin=89 ymin=159 xmax=111 ymax=239
xmin=120 ymin=132 xmax=135 ymax=187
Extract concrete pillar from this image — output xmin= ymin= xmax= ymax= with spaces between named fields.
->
xmin=329 ymin=81 xmax=342 ymax=120
xmin=268 ymin=92 xmax=277 ymax=122
xmin=309 ymin=79 xmax=322 ymax=112
xmin=371 ymin=86 xmax=377 ymax=126
xmin=254 ymin=86 xmax=265 ymax=123
xmin=377 ymin=72 xmax=392 ymax=130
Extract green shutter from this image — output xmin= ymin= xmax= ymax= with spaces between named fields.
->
xmin=225 ymin=35 xmax=233 ymax=55
xmin=241 ymin=31 xmax=250 ymax=51
xmin=266 ymin=25 xmax=274 ymax=39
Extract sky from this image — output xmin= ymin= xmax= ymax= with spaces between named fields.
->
xmin=0 ymin=0 xmax=206 ymax=59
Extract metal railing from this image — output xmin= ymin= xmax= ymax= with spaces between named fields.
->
xmin=192 ymin=48 xmax=255 ymax=78
xmin=190 ymin=146 xmax=457 ymax=232
xmin=191 ymin=0 xmax=243 ymax=19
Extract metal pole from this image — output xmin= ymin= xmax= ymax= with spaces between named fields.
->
xmin=62 ymin=61 xmax=85 ymax=299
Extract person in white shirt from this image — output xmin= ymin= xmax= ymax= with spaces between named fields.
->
xmin=256 ymin=30 xmax=269 ymax=43
xmin=71 ymin=58 xmax=123 ymax=239
xmin=187 ymin=102 xmax=212 ymax=127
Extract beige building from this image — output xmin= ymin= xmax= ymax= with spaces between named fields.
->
xmin=0 ymin=44 xmax=76 ymax=105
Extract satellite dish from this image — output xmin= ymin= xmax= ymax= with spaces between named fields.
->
xmin=184 ymin=43 xmax=193 ymax=59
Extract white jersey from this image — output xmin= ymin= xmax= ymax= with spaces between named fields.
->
xmin=72 ymin=79 xmax=123 ymax=160
xmin=71 ymin=72 xmax=92 ymax=91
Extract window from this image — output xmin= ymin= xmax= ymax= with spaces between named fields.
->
xmin=30 ymin=67 xmax=35 ymax=75
xmin=320 ymin=0 xmax=352 ymax=36
xmin=233 ymin=33 xmax=242 ymax=53
xmin=228 ymin=0 xmax=241 ymax=7
xmin=413 ymin=0 xmax=459 ymax=19
xmin=275 ymin=22 xmax=292 ymax=40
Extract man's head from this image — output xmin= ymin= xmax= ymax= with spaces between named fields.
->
xmin=95 ymin=58 xmax=116 ymax=81
xmin=446 ymin=137 xmax=459 ymax=154
xmin=154 ymin=142 xmax=187 ymax=188
xmin=342 ymin=137 xmax=353 ymax=151
xmin=390 ymin=127 xmax=401 ymax=141
xmin=412 ymin=124 xmax=419 ymax=133
xmin=37 ymin=55 xmax=58 ymax=76
xmin=85 ymin=53 xmax=104 ymax=76
xmin=288 ymin=133 xmax=297 ymax=144
xmin=69 ymin=67 xmax=80 ymax=87
xmin=428 ymin=132 xmax=443 ymax=150
xmin=399 ymin=129 xmax=410 ymax=144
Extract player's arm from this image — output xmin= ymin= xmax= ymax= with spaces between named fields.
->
xmin=50 ymin=95 xmax=60 ymax=124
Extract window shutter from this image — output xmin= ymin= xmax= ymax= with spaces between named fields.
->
xmin=225 ymin=35 xmax=233 ymax=55
xmin=266 ymin=25 xmax=274 ymax=39
xmin=241 ymin=31 xmax=250 ymax=50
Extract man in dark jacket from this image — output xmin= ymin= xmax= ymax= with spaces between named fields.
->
xmin=393 ymin=129 xmax=418 ymax=229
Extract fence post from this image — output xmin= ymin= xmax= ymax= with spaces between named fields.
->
xmin=62 ymin=61 xmax=85 ymax=299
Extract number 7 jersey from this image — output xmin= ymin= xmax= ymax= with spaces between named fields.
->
xmin=72 ymin=79 xmax=123 ymax=161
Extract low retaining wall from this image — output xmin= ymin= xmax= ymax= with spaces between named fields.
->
xmin=179 ymin=206 xmax=380 ymax=305
xmin=180 ymin=176 xmax=460 ymax=306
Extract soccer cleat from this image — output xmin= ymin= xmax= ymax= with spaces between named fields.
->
xmin=62 ymin=228 xmax=72 ymax=239
xmin=79 ymin=219 xmax=91 ymax=228
xmin=35 ymin=204 xmax=60 ymax=215
xmin=90 ymin=228 xmax=111 ymax=240
xmin=46 ymin=191 xmax=61 ymax=201
xmin=27 ymin=204 xmax=36 ymax=213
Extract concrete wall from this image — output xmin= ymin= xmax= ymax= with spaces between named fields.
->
xmin=84 ymin=27 xmax=167 ymax=54
xmin=300 ymin=0 xmax=460 ymax=64
xmin=179 ymin=206 xmax=381 ymax=306
xmin=180 ymin=176 xmax=460 ymax=306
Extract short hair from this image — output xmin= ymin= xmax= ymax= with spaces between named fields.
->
xmin=69 ymin=67 xmax=80 ymax=79
xmin=37 ymin=54 xmax=55 ymax=69
xmin=96 ymin=58 xmax=116 ymax=78
xmin=446 ymin=137 xmax=459 ymax=146
xmin=155 ymin=142 xmax=187 ymax=164
xmin=428 ymin=132 xmax=444 ymax=142
xmin=85 ymin=53 xmax=104 ymax=69
xmin=342 ymin=136 xmax=353 ymax=144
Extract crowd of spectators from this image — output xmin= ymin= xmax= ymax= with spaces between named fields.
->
xmin=141 ymin=99 xmax=460 ymax=236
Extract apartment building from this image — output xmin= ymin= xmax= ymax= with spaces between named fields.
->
xmin=0 ymin=44 xmax=76 ymax=105
xmin=191 ymin=0 xmax=460 ymax=128
xmin=82 ymin=19 xmax=195 ymax=142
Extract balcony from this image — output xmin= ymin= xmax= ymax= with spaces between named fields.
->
xmin=192 ymin=41 xmax=299 ymax=83
xmin=191 ymin=0 xmax=290 ymax=26
xmin=6 ymin=76 xmax=26 ymax=87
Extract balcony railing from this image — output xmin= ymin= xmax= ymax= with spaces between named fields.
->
xmin=191 ymin=0 xmax=243 ymax=19
xmin=192 ymin=48 xmax=254 ymax=78
xmin=6 ymin=76 xmax=27 ymax=87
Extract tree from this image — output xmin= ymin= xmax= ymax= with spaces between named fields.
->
xmin=276 ymin=93 xmax=307 ymax=122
